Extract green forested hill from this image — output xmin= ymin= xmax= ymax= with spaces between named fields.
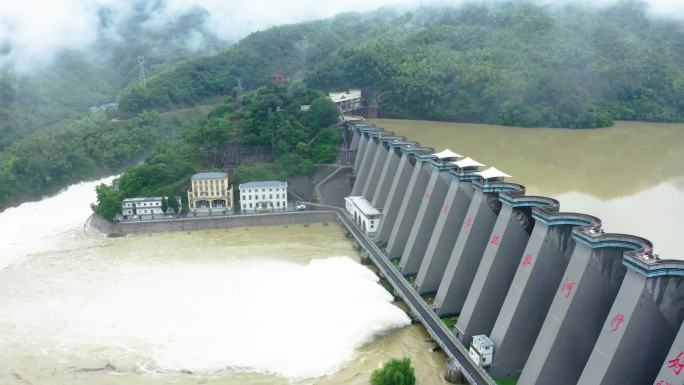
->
xmin=4 ymin=1 xmax=684 ymax=211
xmin=120 ymin=1 xmax=684 ymax=128
xmin=116 ymin=12 xmax=392 ymax=117
xmin=0 ymin=8 xmax=229 ymax=209
xmin=95 ymin=84 xmax=340 ymax=220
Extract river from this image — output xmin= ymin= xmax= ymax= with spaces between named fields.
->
xmin=0 ymin=178 xmax=449 ymax=385
xmin=369 ymin=119 xmax=684 ymax=260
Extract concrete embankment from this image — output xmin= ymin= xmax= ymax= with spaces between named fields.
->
xmin=90 ymin=211 xmax=338 ymax=236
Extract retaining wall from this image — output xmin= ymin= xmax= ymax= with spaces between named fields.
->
xmin=94 ymin=211 xmax=338 ymax=236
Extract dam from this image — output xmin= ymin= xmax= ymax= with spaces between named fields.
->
xmin=342 ymin=122 xmax=684 ymax=385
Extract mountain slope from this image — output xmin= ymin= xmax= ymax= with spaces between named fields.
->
xmin=120 ymin=1 xmax=684 ymax=128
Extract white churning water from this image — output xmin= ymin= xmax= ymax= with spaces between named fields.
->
xmin=0 ymin=177 xmax=411 ymax=381
xmin=0 ymin=176 xmax=115 ymax=270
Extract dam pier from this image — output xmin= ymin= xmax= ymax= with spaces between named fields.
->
xmin=337 ymin=122 xmax=684 ymax=385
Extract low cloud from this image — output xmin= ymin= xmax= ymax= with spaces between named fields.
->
xmin=1 ymin=0 xmax=683 ymax=75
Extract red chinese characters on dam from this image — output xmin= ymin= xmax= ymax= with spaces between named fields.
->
xmin=668 ymin=351 xmax=684 ymax=376
xmin=441 ymin=203 xmax=449 ymax=215
xmin=656 ymin=380 xmax=672 ymax=385
xmin=463 ymin=217 xmax=473 ymax=229
xmin=560 ymin=279 xmax=576 ymax=299
xmin=609 ymin=313 xmax=625 ymax=332
xmin=521 ymin=254 xmax=533 ymax=269
xmin=489 ymin=234 xmax=501 ymax=246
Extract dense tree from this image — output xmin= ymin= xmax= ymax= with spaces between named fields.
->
xmin=307 ymin=2 xmax=684 ymax=128
xmin=0 ymin=112 xmax=166 ymax=210
xmin=161 ymin=197 xmax=169 ymax=213
xmin=167 ymin=195 xmax=180 ymax=213
xmin=95 ymin=183 xmax=123 ymax=221
xmin=233 ymin=163 xmax=278 ymax=186
xmin=371 ymin=357 xmax=416 ymax=385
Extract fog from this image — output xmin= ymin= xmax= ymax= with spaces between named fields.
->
xmin=1 ymin=0 xmax=683 ymax=74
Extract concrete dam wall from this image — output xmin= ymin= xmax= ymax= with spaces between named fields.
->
xmin=347 ymin=123 xmax=684 ymax=385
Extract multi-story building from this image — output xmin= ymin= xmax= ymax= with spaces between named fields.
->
xmin=121 ymin=196 xmax=179 ymax=220
xmin=239 ymin=181 xmax=288 ymax=213
xmin=345 ymin=196 xmax=381 ymax=238
xmin=187 ymin=172 xmax=234 ymax=215
xmin=121 ymin=196 xmax=180 ymax=220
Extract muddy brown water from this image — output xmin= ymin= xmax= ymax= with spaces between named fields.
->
xmin=370 ymin=119 xmax=684 ymax=260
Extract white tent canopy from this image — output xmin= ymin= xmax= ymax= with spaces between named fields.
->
xmin=476 ymin=167 xmax=511 ymax=180
xmin=451 ymin=157 xmax=485 ymax=169
xmin=433 ymin=149 xmax=462 ymax=159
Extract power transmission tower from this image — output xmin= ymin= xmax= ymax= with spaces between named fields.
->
xmin=233 ymin=79 xmax=244 ymax=103
xmin=138 ymin=56 xmax=146 ymax=86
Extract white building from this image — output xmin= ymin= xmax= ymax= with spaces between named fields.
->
xmin=188 ymin=172 xmax=234 ymax=215
xmin=345 ymin=196 xmax=381 ymax=237
xmin=239 ymin=181 xmax=288 ymax=213
xmin=469 ymin=334 xmax=495 ymax=367
xmin=122 ymin=196 xmax=178 ymax=220
xmin=329 ymin=89 xmax=362 ymax=113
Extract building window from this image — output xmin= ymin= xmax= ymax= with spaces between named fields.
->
xmin=276 ymin=202 xmax=280 ymax=207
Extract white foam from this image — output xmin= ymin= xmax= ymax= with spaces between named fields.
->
xmin=0 ymin=176 xmax=411 ymax=379
xmin=0 ymin=176 xmax=114 ymax=268
xmin=0 ymin=256 xmax=410 ymax=379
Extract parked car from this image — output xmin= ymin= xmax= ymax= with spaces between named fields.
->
xmin=295 ymin=203 xmax=307 ymax=211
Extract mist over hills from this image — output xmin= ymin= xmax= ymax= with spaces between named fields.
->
xmin=120 ymin=1 xmax=684 ymax=128
xmin=0 ymin=5 xmax=228 ymax=149
xmin=1 ymin=0 xmax=684 ymax=210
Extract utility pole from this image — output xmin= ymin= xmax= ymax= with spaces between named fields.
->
xmin=271 ymin=118 xmax=275 ymax=162
xmin=270 ymin=106 xmax=283 ymax=162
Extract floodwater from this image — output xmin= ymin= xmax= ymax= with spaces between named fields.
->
xmin=0 ymin=178 xmax=449 ymax=385
xmin=370 ymin=119 xmax=684 ymax=260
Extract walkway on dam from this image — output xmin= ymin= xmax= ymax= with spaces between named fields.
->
xmin=306 ymin=203 xmax=495 ymax=385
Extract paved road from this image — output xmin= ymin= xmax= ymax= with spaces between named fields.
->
xmin=306 ymin=203 xmax=495 ymax=385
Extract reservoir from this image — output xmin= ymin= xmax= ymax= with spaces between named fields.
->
xmin=370 ymin=119 xmax=684 ymax=260
xmin=0 ymin=178 xmax=449 ymax=385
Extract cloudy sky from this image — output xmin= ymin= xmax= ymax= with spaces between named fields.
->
xmin=1 ymin=0 xmax=683 ymax=74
